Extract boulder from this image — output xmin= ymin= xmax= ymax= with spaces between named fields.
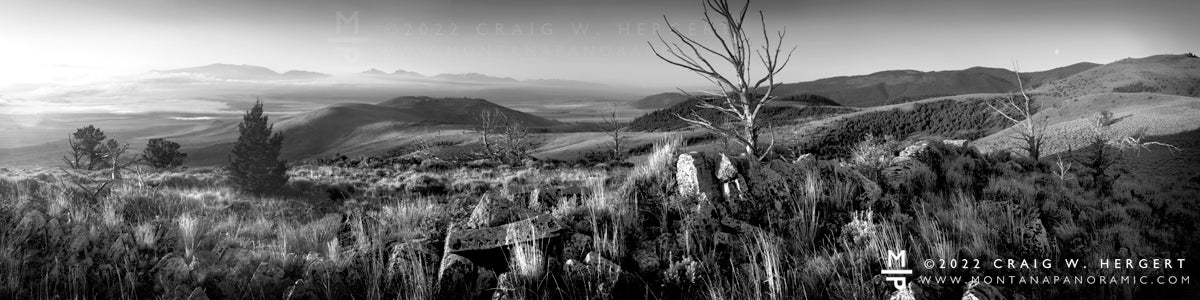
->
xmin=716 ymin=153 xmax=746 ymax=182
xmin=717 ymin=154 xmax=750 ymax=201
xmin=435 ymin=253 xmax=492 ymax=300
xmin=893 ymin=140 xmax=931 ymax=163
xmin=446 ymin=214 xmax=567 ymax=255
xmin=676 ymin=152 xmax=721 ymax=201
xmin=1017 ymin=218 xmax=1056 ymax=259
xmin=944 ymin=139 xmax=969 ymax=147
xmin=153 ymin=254 xmax=192 ymax=293
xmin=523 ymin=189 xmax=546 ymax=211
xmin=585 ymin=251 xmax=622 ymax=276
xmin=844 ymin=167 xmax=883 ymax=202
xmin=466 ymin=194 xmax=535 ymax=229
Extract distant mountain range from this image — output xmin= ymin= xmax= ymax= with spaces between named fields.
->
xmin=159 ymin=63 xmax=573 ymax=85
xmin=158 ymin=64 xmax=331 ymax=80
xmin=634 ymin=62 xmax=1102 ymax=108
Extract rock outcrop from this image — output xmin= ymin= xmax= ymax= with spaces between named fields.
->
xmin=445 ymin=214 xmax=566 ymax=255
xmin=676 ymin=152 xmax=721 ymax=201
xmin=466 ymin=194 xmax=535 ymax=229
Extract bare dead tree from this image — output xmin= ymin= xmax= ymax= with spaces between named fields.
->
xmin=412 ymin=124 xmax=440 ymax=159
xmin=474 ymin=109 xmax=506 ymax=159
xmin=649 ymin=0 xmax=796 ymax=161
xmin=1081 ymin=110 xmax=1179 ymax=195
xmin=100 ymin=140 xmax=141 ymax=181
xmin=986 ymin=61 xmax=1047 ymax=159
xmin=599 ymin=111 xmax=625 ymax=162
xmin=501 ymin=120 xmax=530 ymax=164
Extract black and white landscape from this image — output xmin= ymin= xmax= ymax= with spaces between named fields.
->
xmin=2 ymin=0 xmax=1199 ymax=299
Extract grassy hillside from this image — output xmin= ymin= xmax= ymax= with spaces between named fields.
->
xmin=1038 ymin=54 xmax=1200 ymax=99
xmin=778 ymin=95 xmax=1015 ymax=157
xmin=766 ymin=63 xmax=1098 ymax=107
xmin=974 ymin=93 xmax=1200 ymax=157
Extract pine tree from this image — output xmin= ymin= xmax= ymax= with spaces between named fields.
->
xmin=228 ymin=100 xmax=288 ymax=194
xmin=143 ymin=138 xmax=187 ymax=170
xmin=65 ymin=125 xmax=107 ymax=170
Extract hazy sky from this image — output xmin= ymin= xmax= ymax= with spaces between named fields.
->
xmin=1 ymin=0 xmax=1196 ymax=87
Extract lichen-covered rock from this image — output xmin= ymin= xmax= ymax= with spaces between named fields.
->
xmin=152 ymin=254 xmax=192 ymax=294
xmin=466 ymin=194 xmax=535 ymax=229
xmin=894 ymin=140 xmax=931 ymax=163
xmin=716 ymin=153 xmax=746 ymax=182
xmin=846 ymin=168 xmax=883 ymax=202
xmin=676 ymin=152 xmax=720 ymax=201
xmin=446 ymin=214 xmax=566 ymax=254
xmin=435 ymin=253 xmax=490 ymax=300
xmin=1017 ymin=218 xmax=1055 ymax=259
xmin=525 ymin=188 xmax=546 ymax=211
xmin=944 ymin=139 xmax=970 ymax=147
xmin=633 ymin=245 xmax=661 ymax=275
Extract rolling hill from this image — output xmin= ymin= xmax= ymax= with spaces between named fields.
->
xmin=175 ymin=96 xmax=562 ymax=165
xmin=1035 ymin=54 xmax=1200 ymax=99
xmin=632 ymin=92 xmax=691 ymax=109
xmin=756 ymin=54 xmax=1200 ymax=163
xmin=634 ymin=62 xmax=1099 ymax=109
xmin=767 ymin=62 xmax=1100 ymax=107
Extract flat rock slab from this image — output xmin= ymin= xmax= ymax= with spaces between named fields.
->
xmin=446 ymin=214 xmax=566 ymax=254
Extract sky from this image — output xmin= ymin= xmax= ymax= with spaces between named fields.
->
xmin=0 ymin=0 xmax=1197 ymax=87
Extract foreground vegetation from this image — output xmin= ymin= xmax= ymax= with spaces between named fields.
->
xmin=1 ymin=134 xmax=1197 ymax=299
